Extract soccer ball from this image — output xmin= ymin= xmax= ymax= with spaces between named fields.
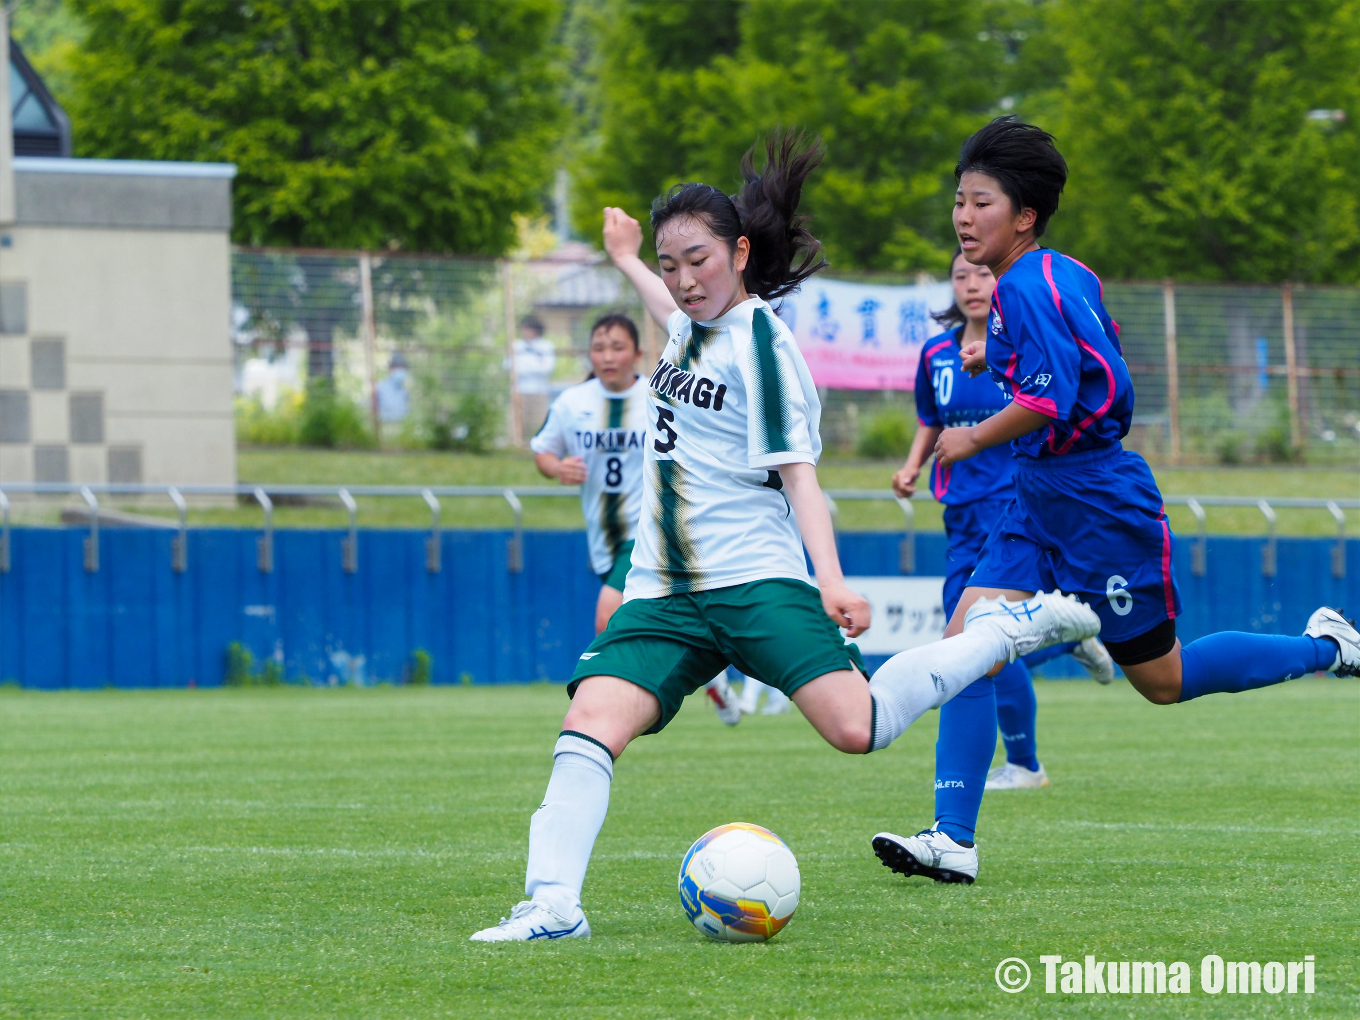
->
xmin=678 ymin=822 xmax=800 ymax=942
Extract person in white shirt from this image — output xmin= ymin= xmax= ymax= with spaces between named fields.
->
xmin=512 ymin=316 xmax=557 ymax=433
xmin=470 ymin=134 xmax=1098 ymax=942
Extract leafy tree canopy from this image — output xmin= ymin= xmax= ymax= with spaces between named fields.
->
xmin=571 ymin=0 xmax=1007 ymax=275
xmin=61 ymin=0 xmax=566 ymax=254
xmin=1029 ymin=0 xmax=1360 ymax=283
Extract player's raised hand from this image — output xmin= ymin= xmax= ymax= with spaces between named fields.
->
xmin=960 ymin=339 xmax=988 ymax=376
xmin=556 ymin=456 xmax=588 ymax=485
xmin=820 ymin=581 xmax=871 ymax=638
xmin=602 ymin=207 xmax=644 ymax=265
xmin=891 ymin=464 xmax=920 ymax=498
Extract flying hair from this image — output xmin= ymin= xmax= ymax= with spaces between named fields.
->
xmin=650 ymin=131 xmax=828 ymax=302
xmin=955 ymin=116 xmax=1068 ymax=238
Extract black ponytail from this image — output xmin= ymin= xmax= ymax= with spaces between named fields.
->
xmin=650 ymin=131 xmax=827 ymax=303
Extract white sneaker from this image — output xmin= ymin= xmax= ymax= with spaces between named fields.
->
xmin=1304 ymin=607 xmax=1359 ymax=677
xmin=760 ymin=687 xmax=791 ymax=714
xmin=965 ymin=590 xmax=1101 ymax=661
xmin=469 ymin=900 xmax=591 ymax=942
xmin=872 ymin=826 xmax=978 ymax=884
xmin=1072 ymin=636 xmax=1117 ymax=684
xmin=986 ymin=761 xmax=1050 ymax=790
xmin=736 ymin=675 xmax=762 ymax=715
xmin=706 ymin=673 xmax=743 ymax=725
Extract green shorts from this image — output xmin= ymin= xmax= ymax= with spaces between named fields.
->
xmin=568 ymin=578 xmax=868 ymax=734
xmin=597 ymin=540 xmax=635 ymax=592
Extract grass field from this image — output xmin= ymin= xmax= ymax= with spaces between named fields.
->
xmin=1 ymin=681 xmax=1356 ymax=1019
xmin=15 ymin=447 xmax=1353 ymax=537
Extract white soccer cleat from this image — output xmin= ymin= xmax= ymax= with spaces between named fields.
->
xmin=964 ymin=590 xmax=1101 ymax=661
xmin=760 ymin=687 xmax=791 ymax=714
xmin=469 ymin=900 xmax=591 ymax=942
xmin=1304 ymin=607 xmax=1359 ymax=677
xmin=872 ymin=826 xmax=978 ymax=885
xmin=1072 ymin=636 xmax=1117 ymax=684
xmin=985 ymin=761 xmax=1050 ymax=790
xmin=706 ymin=673 xmax=743 ymax=726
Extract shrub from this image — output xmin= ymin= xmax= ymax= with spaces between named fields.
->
xmin=857 ymin=409 xmax=915 ymax=459
xmin=235 ymin=390 xmax=302 ymax=445
xmin=224 ymin=642 xmax=253 ymax=687
xmin=408 ymin=649 xmax=432 ymax=686
xmin=297 ymin=377 xmax=374 ymax=448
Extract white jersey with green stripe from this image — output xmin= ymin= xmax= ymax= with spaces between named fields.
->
xmin=624 ymin=297 xmax=822 ymax=600
xmin=530 ymin=376 xmax=650 ymax=576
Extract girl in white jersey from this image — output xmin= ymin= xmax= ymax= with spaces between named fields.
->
xmin=531 ymin=314 xmax=650 ymax=634
xmin=471 ymin=135 xmax=1098 ymax=942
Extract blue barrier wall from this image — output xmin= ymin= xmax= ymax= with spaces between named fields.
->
xmin=1 ymin=527 xmax=1356 ymax=688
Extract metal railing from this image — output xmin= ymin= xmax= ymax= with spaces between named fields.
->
xmin=0 ymin=483 xmax=1352 ymax=580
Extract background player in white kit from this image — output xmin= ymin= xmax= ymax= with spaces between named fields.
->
xmin=531 ymin=313 xmax=748 ymax=720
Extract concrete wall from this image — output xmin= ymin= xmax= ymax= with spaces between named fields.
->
xmin=0 ymin=160 xmax=236 ymax=486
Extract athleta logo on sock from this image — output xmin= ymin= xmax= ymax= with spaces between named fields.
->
xmin=930 ymin=671 xmax=946 ymax=692
xmin=935 ymin=780 xmax=965 ymax=789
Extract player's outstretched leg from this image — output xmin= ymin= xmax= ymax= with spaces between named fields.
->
xmin=866 ymin=590 xmax=1099 ymax=752
xmin=1127 ymin=607 xmax=1358 ymax=705
xmin=736 ymin=673 xmax=765 ymax=714
xmin=987 ymin=659 xmax=1049 ymax=790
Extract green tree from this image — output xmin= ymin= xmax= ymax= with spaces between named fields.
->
xmin=572 ymin=0 xmax=1007 ymax=273
xmin=63 ymin=0 xmax=566 ymax=254
xmin=1033 ymin=0 xmax=1360 ymax=283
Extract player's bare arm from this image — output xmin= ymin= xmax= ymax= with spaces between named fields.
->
xmin=778 ymin=462 xmax=870 ymax=637
xmin=602 ymin=207 xmax=678 ymax=329
xmin=892 ymin=424 xmax=942 ymax=498
xmin=934 ymin=403 xmax=1050 ymax=466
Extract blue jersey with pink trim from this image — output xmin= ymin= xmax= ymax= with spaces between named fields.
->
xmin=915 ymin=327 xmax=1016 ymax=505
xmin=986 ymin=249 xmax=1134 ymax=458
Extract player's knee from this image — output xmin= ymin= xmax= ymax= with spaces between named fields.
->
xmin=1137 ymin=684 xmax=1180 ymax=706
xmin=825 ymin=718 xmax=872 ymax=755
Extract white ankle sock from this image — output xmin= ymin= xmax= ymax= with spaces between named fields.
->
xmin=525 ymin=732 xmax=613 ymax=916
xmin=868 ymin=623 xmax=1010 ymax=751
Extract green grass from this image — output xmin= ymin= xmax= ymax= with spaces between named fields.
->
xmin=9 ymin=448 xmax=1357 ymax=534
xmin=1 ymin=681 xmax=1356 ymax=1019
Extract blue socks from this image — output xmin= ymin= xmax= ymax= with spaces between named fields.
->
xmin=1179 ymin=632 xmax=1337 ymax=702
xmin=1019 ymin=640 xmax=1077 ymax=670
xmin=993 ymin=660 xmax=1040 ymax=772
xmin=934 ymin=678 xmax=996 ymax=845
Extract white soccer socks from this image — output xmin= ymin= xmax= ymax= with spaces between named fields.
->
xmin=868 ymin=625 xmax=1011 ymax=752
xmin=524 ymin=731 xmax=614 ymax=918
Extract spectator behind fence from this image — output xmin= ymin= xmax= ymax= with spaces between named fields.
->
xmin=376 ymin=352 xmax=411 ymax=424
xmin=512 ymin=315 xmax=556 ymax=434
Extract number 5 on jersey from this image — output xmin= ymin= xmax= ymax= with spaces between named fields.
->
xmin=654 ymin=407 xmax=678 ymax=453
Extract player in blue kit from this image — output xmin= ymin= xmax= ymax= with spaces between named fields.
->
xmin=892 ymin=249 xmax=1116 ymax=826
xmin=872 ymin=117 xmax=1360 ymax=886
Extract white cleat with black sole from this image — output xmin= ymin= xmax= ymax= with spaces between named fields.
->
xmin=469 ymin=900 xmax=591 ymax=942
xmin=986 ymin=761 xmax=1050 ymax=790
xmin=1304 ymin=607 xmax=1360 ymax=677
xmin=706 ymin=672 xmax=743 ymax=726
xmin=1072 ymin=636 xmax=1117 ymax=684
xmin=872 ymin=826 xmax=979 ymax=885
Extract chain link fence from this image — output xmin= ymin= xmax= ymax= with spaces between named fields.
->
xmin=231 ymin=248 xmax=1360 ymax=465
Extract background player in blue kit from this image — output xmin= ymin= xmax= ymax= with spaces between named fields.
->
xmin=892 ymin=249 xmax=1116 ymax=815
xmin=872 ymin=117 xmax=1360 ymax=887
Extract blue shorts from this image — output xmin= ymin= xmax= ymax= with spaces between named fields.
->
xmin=941 ymin=498 xmax=1012 ymax=620
xmin=967 ymin=444 xmax=1181 ymax=644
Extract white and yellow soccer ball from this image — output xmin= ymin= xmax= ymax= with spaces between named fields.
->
xmin=678 ymin=822 xmax=800 ymax=942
